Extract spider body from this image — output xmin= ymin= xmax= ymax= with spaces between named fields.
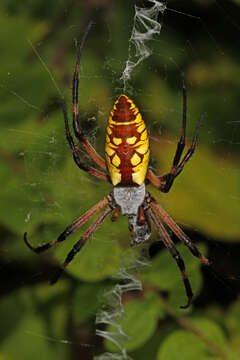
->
xmin=106 ymin=95 xmax=151 ymax=245
xmin=106 ymin=94 xmax=149 ymax=186
xmin=24 ymin=22 xmax=210 ymax=308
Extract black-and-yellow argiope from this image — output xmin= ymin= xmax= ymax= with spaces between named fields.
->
xmin=24 ymin=21 xmax=210 ymax=308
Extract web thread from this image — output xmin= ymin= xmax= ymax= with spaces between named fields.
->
xmin=94 ymin=255 xmax=149 ymax=360
xmin=121 ymin=0 xmax=167 ymax=93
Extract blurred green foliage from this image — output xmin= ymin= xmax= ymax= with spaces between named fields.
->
xmin=1 ymin=0 xmax=240 ymax=359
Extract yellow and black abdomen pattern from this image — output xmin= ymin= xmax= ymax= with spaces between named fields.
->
xmin=105 ymin=95 xmax=150 ymax=186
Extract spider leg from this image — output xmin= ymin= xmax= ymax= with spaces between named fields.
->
xmin=111 ymin=206 xmax=120 ymax=222
xmin=146 ymin=206 xmax=193 ymax=308
xmin=62 ymin=98 xmax=110 ymax=182
xmin=172 ymin=72 xmax=187 ymax=167
xmin=146 ymin=75 xmax=203 ymax=193
xmin=71 ymin=20 xmax=107 ymax=170
xmin=24 ymin=195 xmax=112 ymax=253
xmin=138 ymin=206 xmax=146 ymax=225
xmin=51 ymin=204 xmax=113 ymax=284
xmin=149 ymin=193 xmax=211 ymax=266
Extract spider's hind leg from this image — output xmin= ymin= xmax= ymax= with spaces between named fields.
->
xmin=24 ymin=195 xmax=111 ymax=253
xmin=51 ymin=203 xmax=113 ymax=284
xmin=150 ymin=195 xmax=210 ymax=266
xmin=147 ymin=206 xmax=193 ymax=308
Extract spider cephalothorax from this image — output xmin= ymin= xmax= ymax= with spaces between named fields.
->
xmin=112 ymin=184 xmax=151 ymax=247
xmin=24 ymin=21 xmax=210 ymax=308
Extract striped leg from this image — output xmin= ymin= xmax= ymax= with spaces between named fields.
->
xmin=24 ymin=195 xmax=112 ymax=253
xmin=147 ymin=206 xmax=193 ymax=309
xmin=62 ymin=98 xmax=109 ymax=181
xmin=71 ymin=22 xmax=107 ymax=171
xmin=51 ymin=204 xmax=113 ymax=284
xmin=147 ymin=75 xmax=203 ymax=193
xmin=146 ymin=114 xmax=202 ymax=192
xmin=149 ymin=194 xmax=211 ymax=266
xmin=61 ymin=21 xmax=108 ymax=180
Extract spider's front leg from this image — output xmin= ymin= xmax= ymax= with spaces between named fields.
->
xmin=62 ymin=98 xmax=109 ymax=182
xmin=71 ymin=21 xmax=107 ymax=171
xmin=147 ymin=75 xmax=203 ymax=193
xmin=61 ymin=21 xmax=109 ymax=182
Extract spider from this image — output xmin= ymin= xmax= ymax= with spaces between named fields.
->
xmin=24 ymin=21 xmax=210 ymax=308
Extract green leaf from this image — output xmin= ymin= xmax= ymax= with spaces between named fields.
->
xmin=150 ymin=138 xmax=240 ymax=241
xmin=143 ymin=243 xmax=205 ymax=310
xmin=73 ymin=282 xmax=107 ymax=323
xmin=0 ymin=284 xmax=69 ymax=360
xmin=157 ymin=318 xmax=227 ymax=360
xmin=224 ymin=299 xmax=240 ymax=354
xmin=53 ymin=217 xmax=129 ymax=281
xmin=105 ymin=292 xmax=164 ymax=353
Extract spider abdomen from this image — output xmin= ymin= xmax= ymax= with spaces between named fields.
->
xmin=105 ymin=95 xmax=150 ymax=186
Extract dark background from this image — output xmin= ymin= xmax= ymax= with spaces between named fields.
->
xmin=0 ymin=0 xmax=240 ymax=359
